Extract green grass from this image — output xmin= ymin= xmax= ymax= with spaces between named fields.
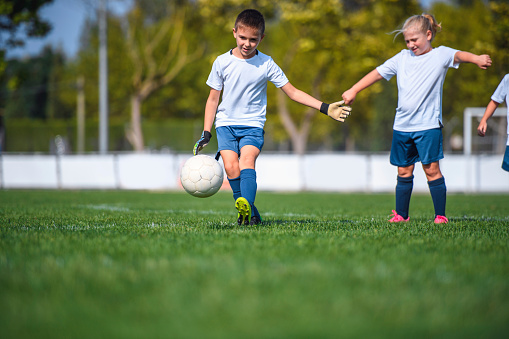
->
xmin=1 ymin=190 xmax=508 ymax=338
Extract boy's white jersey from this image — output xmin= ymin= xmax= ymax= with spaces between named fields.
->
xmin=491 ymin=74 xmax=509 ymax=142
xmin=377 ymin=46 xmax=459 ymax=132
xmin=207 ymin=50 xmax=289 ymax=129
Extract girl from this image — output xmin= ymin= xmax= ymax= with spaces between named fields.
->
xmin=342 ymin=14 xmax=492 ymax=223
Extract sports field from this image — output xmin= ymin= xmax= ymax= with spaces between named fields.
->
xmin=1 ymin=190 xmax=508 ymax=338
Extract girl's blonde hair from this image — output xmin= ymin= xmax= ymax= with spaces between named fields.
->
xmin=394 ymin=13 xmax=442 ymax=42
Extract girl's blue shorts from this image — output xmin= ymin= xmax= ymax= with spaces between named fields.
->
xmin=216 ymin=126 xmax=265 ymax=155
xmin=502 ymin=145 xmax=509 ymax=172
xmin=390 ymin=128 xmax=444 ymax=167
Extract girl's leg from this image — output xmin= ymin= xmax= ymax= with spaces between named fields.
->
xmin=394 ymin=165 xmax=415 ymax=220
xmin=423 ymin=161 xmax=447 ymax=220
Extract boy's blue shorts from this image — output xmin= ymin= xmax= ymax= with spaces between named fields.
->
xmin=502 ymin=145 xmax=509 ymax=172
xmin=390 ymin=128 xmax=444 ymax=167
xmin=216 ymin=126 xmax=265 ymax=155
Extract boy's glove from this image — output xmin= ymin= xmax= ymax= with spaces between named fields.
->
xmin=320 ymin=101 xmax=352 ymax=122
xmin=193 ymin=131 xmax=212 ymax=155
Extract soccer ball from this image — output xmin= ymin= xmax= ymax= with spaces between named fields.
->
xmin=180 ymin=155 xmax=224 ymax=198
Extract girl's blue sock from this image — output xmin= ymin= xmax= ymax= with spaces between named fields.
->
xmin=396 ymin=175 xmax=413 ymax=219
xmin=428 ymin=176 xmax=446 ymax=217
xmin=227 ymin=176 xmax=241 ymax=201
xmin=240 ymin=168 xmax=259 ymax=217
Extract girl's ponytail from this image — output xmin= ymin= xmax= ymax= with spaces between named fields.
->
xmin=422 ymin=13 xmax=442 ymax=41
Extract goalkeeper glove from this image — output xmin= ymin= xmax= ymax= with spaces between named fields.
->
xmin=193 ymin=131 xmax=212 ymax=155
xmin=320 ymin=101 xmax=352 ymax=122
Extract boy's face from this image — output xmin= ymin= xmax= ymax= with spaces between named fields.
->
xmin=403 ymin=28 xmax=432 ymax=56
xmin=232 ymin=26 xmax=264 ymax=59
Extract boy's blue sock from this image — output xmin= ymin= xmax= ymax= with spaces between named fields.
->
xmin=396 ymin=175 xmax=413 ymax=219
xmin=228 ymin=176 xmax=241 ymax=201
xmin=240 ymin=168 xmax=259 ymax=217
xmin=428 ymin=176 xmax=446 ymax=217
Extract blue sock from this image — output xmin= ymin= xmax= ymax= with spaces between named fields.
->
xmin=228 ymin=176 xmax=241 ymax=201
xmin=396 ymin=175 xmax=413 ymax=219
xmin=428 ymin=176 xmax=446 ymax=217
xmin=240 ymin=168 xmax=259 ymax=217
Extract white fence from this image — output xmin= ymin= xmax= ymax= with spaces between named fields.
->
xmin=1 ymin=153 xmax=508 ymax=193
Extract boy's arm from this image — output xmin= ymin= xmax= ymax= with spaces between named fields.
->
xmin=454 ymin=51 xmax=492 ymax=69
xmin=342 ymin=69 xmax=383 ymax=105
xmin=477 ymin=100 xmax=500 ymax=137
xmin=280 ymin=83 xmax=352 ymax=122
xmin=194 ymin=88 xmax=221 ymax=155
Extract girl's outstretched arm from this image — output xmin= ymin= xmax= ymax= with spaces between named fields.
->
xmin=342 ymin=69 xmax=383 ymax=105
xmin=454 ymin=51 xmax=492 ymax=69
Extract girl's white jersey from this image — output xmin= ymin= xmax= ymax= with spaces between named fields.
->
xmin=377 ymin=46 xmax=459 ymax=132
xmin=207 ymin=50 xmax=289 ymax=129
xmin=490 ymin=74 xmax=509 ymax=144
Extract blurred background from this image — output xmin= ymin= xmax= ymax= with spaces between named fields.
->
xmin=0 ymin=0 xmax=508 ymax=155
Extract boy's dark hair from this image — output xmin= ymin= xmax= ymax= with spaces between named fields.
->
xmin=235 ymin=9 xmax=265 ymax=35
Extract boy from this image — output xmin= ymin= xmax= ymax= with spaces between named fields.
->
xmin=477 ymin=73 xmax=509 ymax=172
xmin=194 ymin=9 xmax=351 ymax=225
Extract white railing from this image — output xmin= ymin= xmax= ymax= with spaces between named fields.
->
xmin=1 ymin=153 xmax=508 ymax=193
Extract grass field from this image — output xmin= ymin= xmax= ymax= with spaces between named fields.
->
xmin=1 ymin=190 xmax=508 ymax=338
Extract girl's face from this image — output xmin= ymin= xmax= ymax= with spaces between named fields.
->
xmin=403 ymin=28 xmax=432 ymax=56
xmin=233 ymin=26 xmax=264 ymax=59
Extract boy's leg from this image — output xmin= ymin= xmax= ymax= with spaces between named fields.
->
xmin=228 ymin=176 xmax=241 ymax=201
xmin=239 ymin=145 xmax=261 ymax=223
xmin=220 ymin=150 xmax=248 ymax=225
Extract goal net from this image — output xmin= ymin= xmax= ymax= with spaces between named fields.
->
xmin=463 ymin=107 xmax=507 ymax=155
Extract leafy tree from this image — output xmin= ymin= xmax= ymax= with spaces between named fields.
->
xmin=0 ymin=0 xmax=53 ymax=72
xmin=124 ymin=0 xmax=203 ymax=151
xmin=2 ymin=46 xmax=68 ymax=119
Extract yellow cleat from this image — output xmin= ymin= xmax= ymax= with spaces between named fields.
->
xmin=235 ymin=197 xmax=251 ymax=226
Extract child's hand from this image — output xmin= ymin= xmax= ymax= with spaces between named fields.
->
xmin=342 ymin=89 xmax=357 ymax=105
xmin=193 ymin=131 xmax=212 ymax=155
xmin=476 ymin=54 xmax=492 ymax=69
xmin=477 ymin=121 xmax=487 ymax=137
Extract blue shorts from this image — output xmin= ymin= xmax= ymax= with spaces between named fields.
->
xmin=502 ymin=145 xmax=509 ymax=172
xmin=216 ymin=126 xmax=265 ymax=155
xmin=390 ymin=128 xmax=444 ymax=167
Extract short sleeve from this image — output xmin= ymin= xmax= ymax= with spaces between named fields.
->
xmin=206 ymin=58 xmax=224 ymax=91
xmin=266 ymin=58 xmax=289 ymax=88
xmin=491 ymin=75 xmax=509 ymax=104
xmin=376 ymin=51 xmax=401 ymax=81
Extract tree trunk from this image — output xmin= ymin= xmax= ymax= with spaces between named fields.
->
xmin=127 ymin=94 xmax=144 ymax=152
xmin=277 ymin=90 xmax=306 ymax=154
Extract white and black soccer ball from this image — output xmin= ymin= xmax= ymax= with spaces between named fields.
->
xmin=180 ymin=155 xmax=224 ymax=198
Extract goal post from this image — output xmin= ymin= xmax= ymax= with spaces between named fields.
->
xmin=463 ymin=107 xmax=507 ymax=155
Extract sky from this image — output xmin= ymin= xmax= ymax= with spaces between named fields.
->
xmin=5 ymin=0 xmax=133 ymax=59
xmin=5 ymin=0 xmax=440 ymax=60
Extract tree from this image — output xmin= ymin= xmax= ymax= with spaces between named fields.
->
xmin=0 ymin=0 xmax=53 ymax=71
xmin=124 ymin=1 xmax=203 ymax=151
xmin=2 ymin=46 xmax=68 ymax=119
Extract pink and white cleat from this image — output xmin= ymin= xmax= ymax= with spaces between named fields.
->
xmin=434 ymin=215 xmax=448 ymax=224
xmin=389 ymin=210 xmax=410 ymax=223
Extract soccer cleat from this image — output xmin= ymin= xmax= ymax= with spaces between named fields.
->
xmin=434 ymin=215 xmax=448 ymax=224
xmin=249 ymin=215 xmax=262 ymax=225
xmin=235 ymin=197 xmax=251 ymax=226
xmin=389 ymin=210 xmax=410 ymax=223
